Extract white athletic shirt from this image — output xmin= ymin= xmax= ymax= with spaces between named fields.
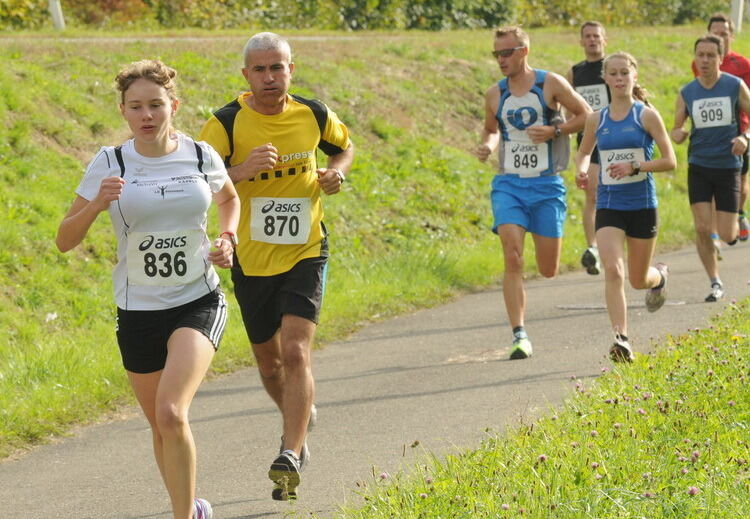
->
xmin=76 ymin=133 xmax=229 ymax=310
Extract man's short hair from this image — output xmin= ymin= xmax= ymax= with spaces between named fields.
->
xmin=707 ymin=12 xmax=734 ymax=33
xmin=243 ymin=32 xmax=292 ymax=66
xmin=695 ymin=34 xmax=725 ymax=57
xmin=580 ymin=21 xmax=605 ymax=37
xmin=494 ymin=26 xmax=530 ymax=48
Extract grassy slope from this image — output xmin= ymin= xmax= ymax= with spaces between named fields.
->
xmin=0 ymin=26 xmax=744 ymax=458
xmin=335 ymin=302 xmax=750 ymax=519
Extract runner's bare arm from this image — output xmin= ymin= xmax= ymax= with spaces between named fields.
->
xmin=475 ymin=85 xmax=500 ymax=162
xmin=732 ymin=82 xmax=750 ymax=154
xmin=317 ymin=142 xmax=355 ymax=195
xmin=671 ymin=94 xmax=689 ymax=144
xmin=641 ymin=107 xmax=677 ymax=172
xmin=574 ymin=111 xmax=601 ymax=189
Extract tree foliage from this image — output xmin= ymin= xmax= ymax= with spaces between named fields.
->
xmin=0 ymin=0 xmax=734 ymax=32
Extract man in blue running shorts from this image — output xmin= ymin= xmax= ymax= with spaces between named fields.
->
xmin=475 ymin=26 xmax=590 ymax=359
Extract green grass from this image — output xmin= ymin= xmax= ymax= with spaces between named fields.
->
xmin=334 ymin=299 xmax=750 ymax=518
xmin=0 ymin=25 xmax=747 ymax=458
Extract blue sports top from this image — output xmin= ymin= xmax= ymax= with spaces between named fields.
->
xmin=681 ymin=73 xmax=742 ymax=169
xmin=596 ymin=101 xmax=657 ymax=211
xmin=495 ymin=69 xmax=569 ymax=178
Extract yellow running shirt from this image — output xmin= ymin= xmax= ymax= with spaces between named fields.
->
xmin=199 ymin=92 xmax=350 ymax=276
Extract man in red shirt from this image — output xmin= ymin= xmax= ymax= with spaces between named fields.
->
xmin=692 ymin=13 xmax=750 ymax=241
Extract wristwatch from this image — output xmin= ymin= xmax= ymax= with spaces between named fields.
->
xmin=219 ymin=231 xmax=238 ymax=247
xmin=333 ymin=168 xmax=345 ymax=183
xmin=554 ymin=124 xmax=562 ymax=138
xmin=630 ymin=160 xmax=641 ymax=176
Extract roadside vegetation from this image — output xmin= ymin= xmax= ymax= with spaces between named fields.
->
xmin=0 ymin=25 xmax=746 ymax=464
xmin=334 ymin=299 xmax=750 ymax=518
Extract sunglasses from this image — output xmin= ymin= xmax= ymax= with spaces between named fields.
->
xmin=492 ymin=46 xmax=525 ymax=58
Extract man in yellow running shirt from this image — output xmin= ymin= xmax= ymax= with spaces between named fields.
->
xmin=199 ymin=31 xmax=354 ymax=502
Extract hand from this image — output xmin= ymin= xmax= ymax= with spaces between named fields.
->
xmin=239 ymin=143 xmax=278 ymax=180
xmin=526 ymin=125 xmax=555 ymax=144
xmin=475 ymin=144 xmax=492 ymax=162
xmin=208 ymin=237 xmax=233 ymax=269
xmin=731 ymin=136 xmax=749 ymax=155
xmin=316 ymin=167 xmax=343 ymax=195
xmin=93 ymin=176 xmax=125 ymax=212
xmin=607 ymin=163 xmax=632 ymax=180
xmin=575 ymin=171 xmax=589 ymax=190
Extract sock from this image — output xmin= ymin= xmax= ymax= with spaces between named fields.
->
xmin=512 ymin=326 xmax=527 ymax=338
xmin=710 ymin=278 xmax=722 ymax=288
xmin=653 ymin=269 xmax=665 ymax=289
xmin=728 ymin=239 xmax=737 ymax=246
xmin=617 ymin=334 xmax=628 ymax=342
xmin=740 ymin=210 xmax=746 ymax=217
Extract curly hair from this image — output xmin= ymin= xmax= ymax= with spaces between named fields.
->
xmin=115 ymin=59 xmax=178 ymax=104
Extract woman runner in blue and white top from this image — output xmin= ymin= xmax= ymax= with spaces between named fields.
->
xmin=672 ymin=35 xmax=750 ymax=303
xmin=56 ymin=60 xmax=239 ymax=519
xmin=575 ymin=52 xmax=676 ymax=362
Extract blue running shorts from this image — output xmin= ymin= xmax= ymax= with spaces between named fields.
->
xmin=490 ymin=174 xmax=567 ymax=238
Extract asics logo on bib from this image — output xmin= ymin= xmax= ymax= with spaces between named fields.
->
xmin=511 ymin=143 xmax=539 ymax=153
xmin=507 ymin=107 xmax=538 ymax=130
xmin=279 ymin=150 xmax=314 ymax=163
xmin=261 ymin=200 xmax=304 ymax=214
xmin=138 ymin=235 xmax=188 ymax=251
xmin=606 ymin=151 xmax=637 ymax=162
xmin=698 ymin=99 xmax=723 ymax=110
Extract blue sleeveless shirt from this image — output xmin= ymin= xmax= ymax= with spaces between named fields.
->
xmin=681 ymin=73 xmax=742 ymax=169
xmin=596 ymin=101 xmax=657 ymax=210
xmin=495 ymin=69 xmax=569 ymax=179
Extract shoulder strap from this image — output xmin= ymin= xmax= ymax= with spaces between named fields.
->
xmin=193 ymin=141 xmax=208 ymax=182
xmin=114 ymin=146 xmax=125 ymax=177
xmin=213 ymin=99 xmax=242 ymax=168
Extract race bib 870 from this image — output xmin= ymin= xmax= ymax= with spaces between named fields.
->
xmin=126 ymin=229 xmax=206 ymax=286
xmin=250 ymin=197 xmax=311 ymax=245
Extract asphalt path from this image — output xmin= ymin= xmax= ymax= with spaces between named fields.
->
xmin=3 ymin=243 xmax=749 ymax=518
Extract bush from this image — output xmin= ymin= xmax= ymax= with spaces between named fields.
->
xmin=0 ymin=0 xmax=738 ymax=31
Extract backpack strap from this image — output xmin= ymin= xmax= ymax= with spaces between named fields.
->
xmin=114 ymin=145 xmax=126 ymax=177
xmin=193 ymin=141 xmax=208 ymax=182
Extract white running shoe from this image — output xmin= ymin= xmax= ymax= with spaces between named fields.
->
xmin=705 ymin=283 xmax=724 ymax=302
xmin=610 ymin=333 xmax=634 ymax=363
xmin=645 ymin=263 xmax=668 ymax=312
xmin=193 ymin=498 xmax=213 ymax=519
xmin=581 ymin=246 xmax=601 ymax=275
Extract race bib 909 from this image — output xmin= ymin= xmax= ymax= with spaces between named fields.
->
xmin=250 ymin=197 xmax=311 ymax=245
xmin=692 ymin=96 xmax=732 ymax=129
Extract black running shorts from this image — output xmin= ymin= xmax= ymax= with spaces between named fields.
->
xmin=595 ymin=207 xmax=658 ymax=239
xmin=231 ymin=256 xmax=328 ymax=344
xmin=687 ymin=163 xmax=741 ymax=213
xmin=116 ymin=288 xmax=227 ymax=374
